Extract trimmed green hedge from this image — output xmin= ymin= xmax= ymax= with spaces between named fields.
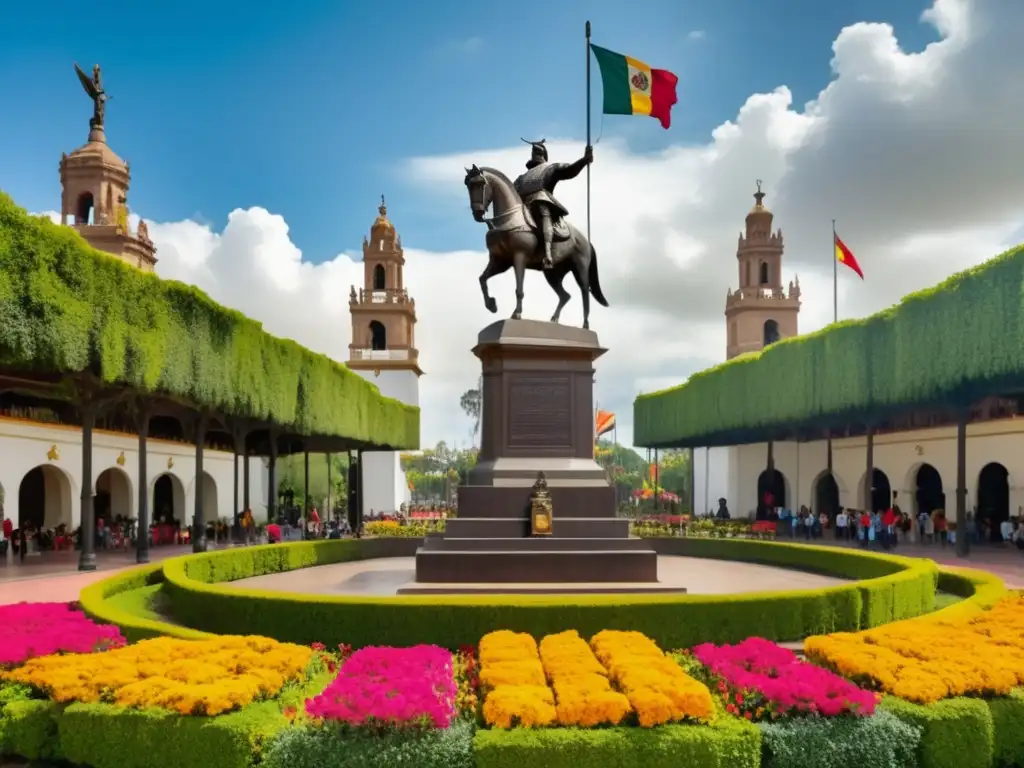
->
xmin=473 ymin=717 xmax=760 ymax=768
xmin=633 ymin=242 xmax=1024 ymax=447
xmin=0 ymin=674 xmax=328 ymax=768
xmin=139 ymin=539 xmax=938 ymax=649
xmin=0 ymin=192 xmax=418 ymax=449
xmin=78 ymin=562 xmax=213 ymax=642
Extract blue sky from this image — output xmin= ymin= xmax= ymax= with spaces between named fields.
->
xmin=2 ymin=0 xmax=937 ymax=260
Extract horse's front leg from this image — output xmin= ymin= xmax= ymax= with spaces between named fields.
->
xmin=511 ymin=249 xmax=527 ymax=320
xmin=479 ymin=254 xmax=509 ymax=314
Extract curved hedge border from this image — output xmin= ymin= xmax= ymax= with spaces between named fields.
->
xmin=80 ymin=538 xmax=938 ymax=649
xmin=633 ymin=242 xmax=1024 ymax=447
xmin=0 ymin=193 xmax=418 ymax=448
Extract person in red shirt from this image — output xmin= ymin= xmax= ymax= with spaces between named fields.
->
xmin=882 ymin=507 xmax=897 ymax=549
xmin=2 ymin=516 xmax=12 ymax=540
xmin=858 ymin=511 xmax=871 ymax=547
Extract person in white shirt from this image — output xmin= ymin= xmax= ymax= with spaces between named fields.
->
xmin=1001 ymin=518 xmax=1014 ymax=543
xmin=836 ymin=509 xmax=849 ymax=540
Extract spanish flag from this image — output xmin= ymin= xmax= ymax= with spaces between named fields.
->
xmin=835 ymin=234 xmax=864 ymax=279
xmin=591 ymin=45 xmax=679 ymax=129
xmin=595 ymin=410 xmax=616 ymax=437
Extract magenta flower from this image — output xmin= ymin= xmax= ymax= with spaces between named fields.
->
xmin=306 ymin=645 xmax=457 ymax=730
xmin=0 ymin=602 xmax=126 ymax=668
xmin=692 ymin=637 xmax=877 ymax=719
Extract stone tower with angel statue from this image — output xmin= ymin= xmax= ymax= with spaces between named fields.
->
xmin=58 ymin=63 xmax=157 ymax=272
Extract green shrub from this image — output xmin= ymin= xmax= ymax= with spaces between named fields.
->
xmin=882 ymin=696 xmax=994 ymax=768
xmin=57 ymin=701 xmax=287 ymax=768
xmin=262 ymin=720 xmax=475 ymax=768
xmin=759 ymin=710 xmax=921 ymax=768
xmin=156 ymin=539 xmax=935 ymax=649
xmin=472 ymin=718 xmax=760 ymax=768
xmin=987 ymin=688 xmax=1024 ymax=767
xmin=0 ymin=191 xmax=418 ymax=449
xmin=0 ymin=699 xmax=62 ymax=761
xmin=78 ymin=563 xmax=213 ymax=642
xmin=633 ymin=243 xmax=1024 ymax=447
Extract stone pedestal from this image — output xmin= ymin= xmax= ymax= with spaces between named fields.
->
xmin=413 ymin=319 xmax=659 ymax=586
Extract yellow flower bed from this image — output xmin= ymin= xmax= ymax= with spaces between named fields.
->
xmin=804 ymin=595 xmax=1024 ymax=704
xmin=539 ymin=630 xmax=631 ymax=727
xmin=590 ymin=630 xmax=714 ymax=726
xmin=2 ymin=635 xmax=312 ymax=716
xmin=479 ymin=630 xmax=555 ymax=728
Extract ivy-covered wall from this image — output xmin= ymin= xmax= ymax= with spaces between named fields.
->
xmin=0 ymin=193 xmax=419 ymax=450
xmin=634 ymin=243 xmax=1024 ymax=448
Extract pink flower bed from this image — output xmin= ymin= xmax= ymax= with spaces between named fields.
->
xmin=306 ymin=645 xmax=457 ymax=729
xmin=0 ymin=602 xmax=125 ymax=667
xmin=692 ymin=637 xmax=877 ymax=718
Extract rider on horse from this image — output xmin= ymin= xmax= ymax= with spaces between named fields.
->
xmin=514 ymin=139 xmax=594 ymax=269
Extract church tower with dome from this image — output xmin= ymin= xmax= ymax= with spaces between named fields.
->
xmin=59 ymin=65 xmax=156 ymax=271
xmin=346 ymin=197 xmax=422 ymax=516
xmin=724 ymin=181 xmax=800 ymax=359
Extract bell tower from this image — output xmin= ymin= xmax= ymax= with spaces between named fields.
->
xmin=346 ymin=196 xmax=422 ymax=377
xmin=347 ymin=197 xmax=422 ymax=516
xmin=59 ymin=65 xmax=156 ymax=272
xmin=724 ymin=181 xmax=800 ymax=359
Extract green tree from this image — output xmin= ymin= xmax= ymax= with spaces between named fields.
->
xmin=401 ymin=441 xmax=478 ymax=503
xmin=656 ymin=449 xmax=692 ymax=500
xmin=278 ymin=453 xmax=349 ymax=512
xmin=459 ymin=379 xmax=482 ymax=441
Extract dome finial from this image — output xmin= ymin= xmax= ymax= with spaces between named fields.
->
xmin=379 ymin=194 xmax=387 ymax=217
xmin=753 ymin=179 xmax=766 ymax=208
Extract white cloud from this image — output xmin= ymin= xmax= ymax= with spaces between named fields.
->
xmin=65 ymin=0 xmax=1024 ymax=452
xmin=687 ymin=30 xmax=706 ymax=41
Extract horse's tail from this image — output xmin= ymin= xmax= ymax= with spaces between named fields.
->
xmin=589 ymin=244 xmax=610 ymax=307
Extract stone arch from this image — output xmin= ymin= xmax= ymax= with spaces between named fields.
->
xmin=17 ymin=464 xmax=74 ymax=529
xmin=977 ymin=462 xmax=1010 ymax=542
xmin=369 ymin=320 xmax=387 ymax=351
xmin=201 ymin=471 xmax=219 ymax=520
xmin=95 ymin=467 xmax=134 ymax=523
xmin=373 ymin=264 xmax=386 ymax=290
xmin=757 ymin=468 xmax=789 ymax=513
xmin=857 ymin=467 xmax=892 ymax=513
xmin=811 ymin=470 xmax=841 ymax=518
xmin=758 ymin=261 xmax=769 ymax=285
xmin=763 ymin=319 xmax=780 ymax=347
xmin=151 ymin=472 xmax=186 ymax=525
xmin=909 ymin=462 xmax=945 ymax=518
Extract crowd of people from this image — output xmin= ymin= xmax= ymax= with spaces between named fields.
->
xmin=752 ymin=490 xmax=1024 ymax=551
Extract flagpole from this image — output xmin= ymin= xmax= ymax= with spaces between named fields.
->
xmin=585 ymin=20 xmax=592 ymax=245
xmin=829 ymin=219 xmax=837 ymax=484
xmin=832 ymin=219 xmax=838 ymax=324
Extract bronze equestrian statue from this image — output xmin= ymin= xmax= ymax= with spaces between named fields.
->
xmin=463 ymin=141 xmax=608 ymax=329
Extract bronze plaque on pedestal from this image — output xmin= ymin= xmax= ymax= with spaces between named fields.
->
xmin=508 ymin=376 xmax=572 ymax=449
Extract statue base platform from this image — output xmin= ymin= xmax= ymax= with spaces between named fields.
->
xmin=412 ymin=319 xmax=659 ymax=586
xmin=397 ymin=581 xmax=685 ymax=595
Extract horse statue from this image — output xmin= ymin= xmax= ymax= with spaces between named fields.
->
xmin=463 ymin=164 xmax=609 ymax=329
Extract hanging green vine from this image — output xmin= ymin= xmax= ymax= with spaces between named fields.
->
xmin=634 ymin=243 xmax=1024 ymax=447
xmin=0 ymin=192 xmax=418 ymax=449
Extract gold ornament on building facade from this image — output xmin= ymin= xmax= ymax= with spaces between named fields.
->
xmin=116 ymin=451 xmax=126 ymax=466
xmin=46 ymin=445 xmax=60 ymax=462
xmin=167 ymin=457 xmax=174 ymax=469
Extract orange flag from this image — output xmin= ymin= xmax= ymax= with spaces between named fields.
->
xmin=835 ymin=234 xmax=864 ymax=279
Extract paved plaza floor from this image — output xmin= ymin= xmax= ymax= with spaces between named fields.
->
xmin=0 ymin=545 xmax=195 ymax=605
